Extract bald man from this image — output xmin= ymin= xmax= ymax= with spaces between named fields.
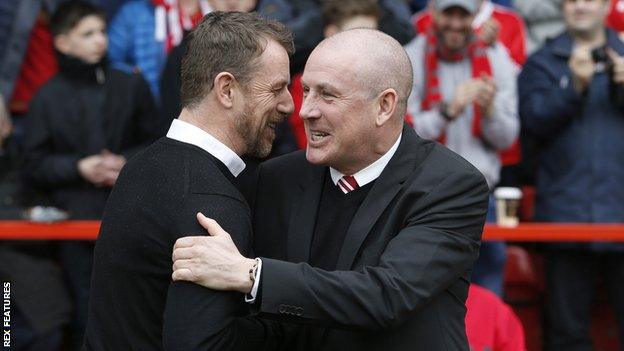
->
xmin=171 ymin=29 xmax=489 ymax=350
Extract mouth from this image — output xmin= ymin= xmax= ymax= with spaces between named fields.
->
xmin=309 ymin=131 xmax=330 ymax=142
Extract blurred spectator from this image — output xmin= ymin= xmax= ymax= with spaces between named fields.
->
xmin=514 ymin=0 xmax=565 ymax=54
xmin=518 ymin=0 xmax=624 ymax=348
xmin=288 ymin=0 xmax=381 ymax=150
xmin=413 ymin=0 xmax=526 ymax=176
xmin=22 ymin=2 xmax=158 ymax=349
xmin=405 ymin=0 xmax=519 ymax=296
xmin=3 ymin=98 xmax=71 ymax=351
xmin=413 ymin=0 xmax=527 ymax=66
xmin=465 ymin=284 xmax=527 ymax=351
xmin=279 ymin=0 xmax=416 ymax=75
xmin=0 ymin=0 xmax=68 ymax=148
xmin=107 ymin=0 xmax=215 ymax=101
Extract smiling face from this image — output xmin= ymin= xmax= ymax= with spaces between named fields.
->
xmin=563 ymin=0 xmax=608 ymax=36
xmin=236 ymin=38 xmax=293 ymax=158
xmin=300 ymin=46 xmax=380 ymax=174
xmin=55 ymin=15 xmax=108 ymax=64
xmin=433 ymin=6 xmax=474 ymax=51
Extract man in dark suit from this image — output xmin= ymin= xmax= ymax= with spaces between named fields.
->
xmin=172 ymin=28 xmax=489 ymax=350
xmin=83 ymin=12 xmax=294 ymax=350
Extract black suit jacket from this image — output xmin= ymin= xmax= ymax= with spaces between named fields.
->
xmin=84 ymin=138 xmax=279 ymax=350
xmin=251 ymin=125 xmax=489 ymax=350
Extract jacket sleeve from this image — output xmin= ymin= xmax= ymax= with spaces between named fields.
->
xmin=256 ymin=169 xmax=488 ymax=331
xmin=22 ymin=93 xmax=82 ymax=187
xmin=162 ymin=194 xmax=283 ymax=351
xmin=518 ymin=55 xmax=584 ymax=139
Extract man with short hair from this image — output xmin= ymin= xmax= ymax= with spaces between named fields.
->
xmin=519 ymin=0 xmax=624 ymax=347
xmin=83 ymin=11 xmax=294 ymax=350
xmin=172 ymin=28 xmax=490 ymax=350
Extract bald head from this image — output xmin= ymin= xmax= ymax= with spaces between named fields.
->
xmin=311 ymin=29 xmax=413 ymax=118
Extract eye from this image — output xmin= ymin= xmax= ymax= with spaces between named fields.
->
xmin=321 ymin=90 xmax=336 ymax=99
xmin=302 ymin=85 xmax=310 ymax=97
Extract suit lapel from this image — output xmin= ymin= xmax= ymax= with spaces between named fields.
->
xmin=286 ymin=165 xmax=326 ymax=263
xmin=336 ymin=126 xmax=424 ymax=270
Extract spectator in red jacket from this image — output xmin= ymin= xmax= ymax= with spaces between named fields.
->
xmin=466 ymin=284 xmax=527 ymax=351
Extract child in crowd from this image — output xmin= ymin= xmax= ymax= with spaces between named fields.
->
xmin=22 ymin=2 xmax=159 ymax=349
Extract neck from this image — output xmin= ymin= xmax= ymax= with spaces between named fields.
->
xmin=335 ymin=128 xmax=400 ymax=175
xmin=178 ymin=106 xmax=245 ymax=156
xmin=572 ymin=27 xmax=606 ymax=48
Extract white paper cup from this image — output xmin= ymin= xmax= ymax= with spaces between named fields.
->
xmin=493 ymin=187 xmax=522 ymax=227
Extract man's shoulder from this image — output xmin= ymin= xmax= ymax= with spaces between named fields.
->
xmin=121 ymin=138 xmax=233 ymax=190
xmin=403 ymin=135 xmax=487 ymax=187
xmin=259 ymin=150 xmax=311 ymax=176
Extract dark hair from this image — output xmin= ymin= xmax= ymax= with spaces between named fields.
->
xmin=321 ymin=0 xmax=381 ymax=28
xmin=180 ymin=11 xmax=294 ymax=108
xmin=50 ymin=1 xmax=106 ymax=37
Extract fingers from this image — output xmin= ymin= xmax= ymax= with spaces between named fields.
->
xmin=173 ymin=235 xmax=209 ymax=250
xmin=172 ymin=246 xmax=198 ymax=262
xmin=171 ymin=267 xmax=195 ymax=282
xmin=196 ymin=213 xmax=228 ymax=237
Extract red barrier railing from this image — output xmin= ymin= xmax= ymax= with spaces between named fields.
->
xmin=1 ymin=221 xmax=624 ymax=241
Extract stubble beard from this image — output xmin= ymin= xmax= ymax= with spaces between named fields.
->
xmin=235 ymin=105 xmax=273 ymax=159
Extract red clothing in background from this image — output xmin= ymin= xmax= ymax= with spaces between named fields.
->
xmin=10 ymin=15 xmax=57 ymax=114
xmin=412 ymin=2 xmax=526 ymax=66
xmin=607 ymin=0 xmax=624 ymax=32
xmin=466 ymin=284 xmax=526 ymax=351
xmin=412 ymin=3 xmax=525 ymax=165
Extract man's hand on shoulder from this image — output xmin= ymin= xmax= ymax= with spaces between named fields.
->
xmin=172 ymin=213 xmax=256 ymax=293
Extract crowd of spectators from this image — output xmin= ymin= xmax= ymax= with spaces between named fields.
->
xmin=0 ymin=0 xmax=623 ymax=350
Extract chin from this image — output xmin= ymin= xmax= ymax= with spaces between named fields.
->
xmin=305 ymin=148 xmax=327 ymax=166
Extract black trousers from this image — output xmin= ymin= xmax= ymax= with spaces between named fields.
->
xmin=545 ymin=250 xmax=624 ymax=351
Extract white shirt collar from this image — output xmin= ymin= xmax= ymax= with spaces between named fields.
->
xmin=330 ymin=133 xmax=402 ymax=187
xmin=166 ymin=119 xmax=246 ymax=177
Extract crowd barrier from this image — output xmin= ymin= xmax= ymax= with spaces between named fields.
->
xmin=1 ymin=221 xmax=624 ymax=241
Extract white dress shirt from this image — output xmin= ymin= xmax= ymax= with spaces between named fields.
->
xmin=166 ymin=119 xmax=245 ymax=177
xmin=329 ymin=133 xmax=402 ymax=186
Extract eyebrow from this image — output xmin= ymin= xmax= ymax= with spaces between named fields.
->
xmin=302 ymin=81 xmax=339 ymax=92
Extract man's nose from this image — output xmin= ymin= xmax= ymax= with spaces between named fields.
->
xmin=278 ymin=89 xmax=295 ymax=115
xmin=300 ymin=95 xmax=321 ymax=120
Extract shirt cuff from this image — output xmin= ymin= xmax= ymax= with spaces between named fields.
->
xmin=244 ymin=258 xmax=262 ymax=303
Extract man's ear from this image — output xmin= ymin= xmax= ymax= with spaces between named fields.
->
xmin=213 ymin=72 xmax=236 ymax=108
xmin=376 ymin=89 xmax=398 ymax=127
xmin=54 ymin=34 xmax=71 ymax=55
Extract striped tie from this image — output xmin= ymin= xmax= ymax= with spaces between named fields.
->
xmin=337 ymin=175 xmax=359 ymax=194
